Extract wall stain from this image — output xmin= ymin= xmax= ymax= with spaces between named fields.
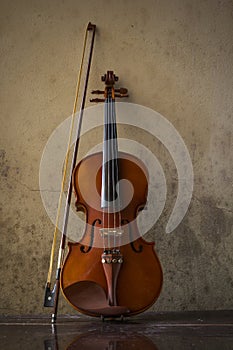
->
xmin=176 ymin=224 xmax=203 ymax=259
xmin=200 ymin=196 xmax=232 ymax=245
xmin=0 ymin=150 xmax=10 ymax=178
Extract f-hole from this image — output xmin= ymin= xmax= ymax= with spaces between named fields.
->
xmin=80 ymin=218 xmax=102 ymax=253
xmin=121 ymin=219 xmax=143 ymax=253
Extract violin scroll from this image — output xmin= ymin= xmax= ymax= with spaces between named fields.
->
xmin=101 ymin=71 xmax=118 ymax=85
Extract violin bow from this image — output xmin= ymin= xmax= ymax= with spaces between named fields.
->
xmin=43 ymin=22 xmax=96 ymax=323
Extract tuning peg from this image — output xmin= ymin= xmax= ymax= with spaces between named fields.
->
xmin=90 ymin=98 xmax=105 ymax=103
xmin=115 ymin=93 xmax=129 ymax=98
xmin=91 ymin=90 xmax=105 ymax=94
xmin=115 ymin=88 xmax=128 ymax=94
xmin=115 ymin=87 xmax=128 ymax=97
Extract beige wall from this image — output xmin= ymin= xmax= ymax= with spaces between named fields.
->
xmin=0 ymin=0 xmax=232 ymax=315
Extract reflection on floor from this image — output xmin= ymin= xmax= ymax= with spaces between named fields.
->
xmin=0 ymin=311 xmax=232 ymax=350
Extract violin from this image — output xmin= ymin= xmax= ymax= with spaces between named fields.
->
xmin=60 ymin=71 xmax=163 ymax=318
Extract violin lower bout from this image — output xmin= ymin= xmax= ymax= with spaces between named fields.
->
xmin=60 ymin=237 xmax=163 ymax=318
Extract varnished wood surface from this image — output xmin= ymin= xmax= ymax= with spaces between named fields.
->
xmin=61 ymin=150 xmax=163 ymax=317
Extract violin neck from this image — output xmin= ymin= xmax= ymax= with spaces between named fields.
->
xmin=101 ymin=88 xmax=120 ymax=210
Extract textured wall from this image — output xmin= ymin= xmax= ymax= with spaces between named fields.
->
xmin=0 ymin=0 xmax=232 ymax=316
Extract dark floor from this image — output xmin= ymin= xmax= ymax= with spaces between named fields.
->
xmin=0 ymin=311 xmax=232 ymax=350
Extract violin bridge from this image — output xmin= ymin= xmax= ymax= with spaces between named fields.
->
xmin=100 ymin=228 xmax=124 ymax=237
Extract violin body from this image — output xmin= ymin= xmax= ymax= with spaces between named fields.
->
xmin=60 ymin=151 xmax=163 ymax=317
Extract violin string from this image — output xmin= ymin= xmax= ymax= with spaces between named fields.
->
xmin=107 ymin=91 xmax=111 ymax=249
xmin=109 ymin=92 xmax=113 ymax=247
xmin=115 ymin=99 xmax=121 ymax=250
xmin=45 ymin=26 xmax=89 ymax=285
xmin=111 ymin=94 xmax=116 ymax=249
xmin=112 ymin=94 xmax=121 ymax=250
xmin=109 ymin=93 xmax=113 ymax=249
xmin=114 ymin=97 xmax=119 ymax=249
xmin=102 ymin=96 xmax=107 ymax=251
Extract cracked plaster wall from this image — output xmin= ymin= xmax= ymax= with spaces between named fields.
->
xmin=0 ymin=0 xmax=232 ymax=315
